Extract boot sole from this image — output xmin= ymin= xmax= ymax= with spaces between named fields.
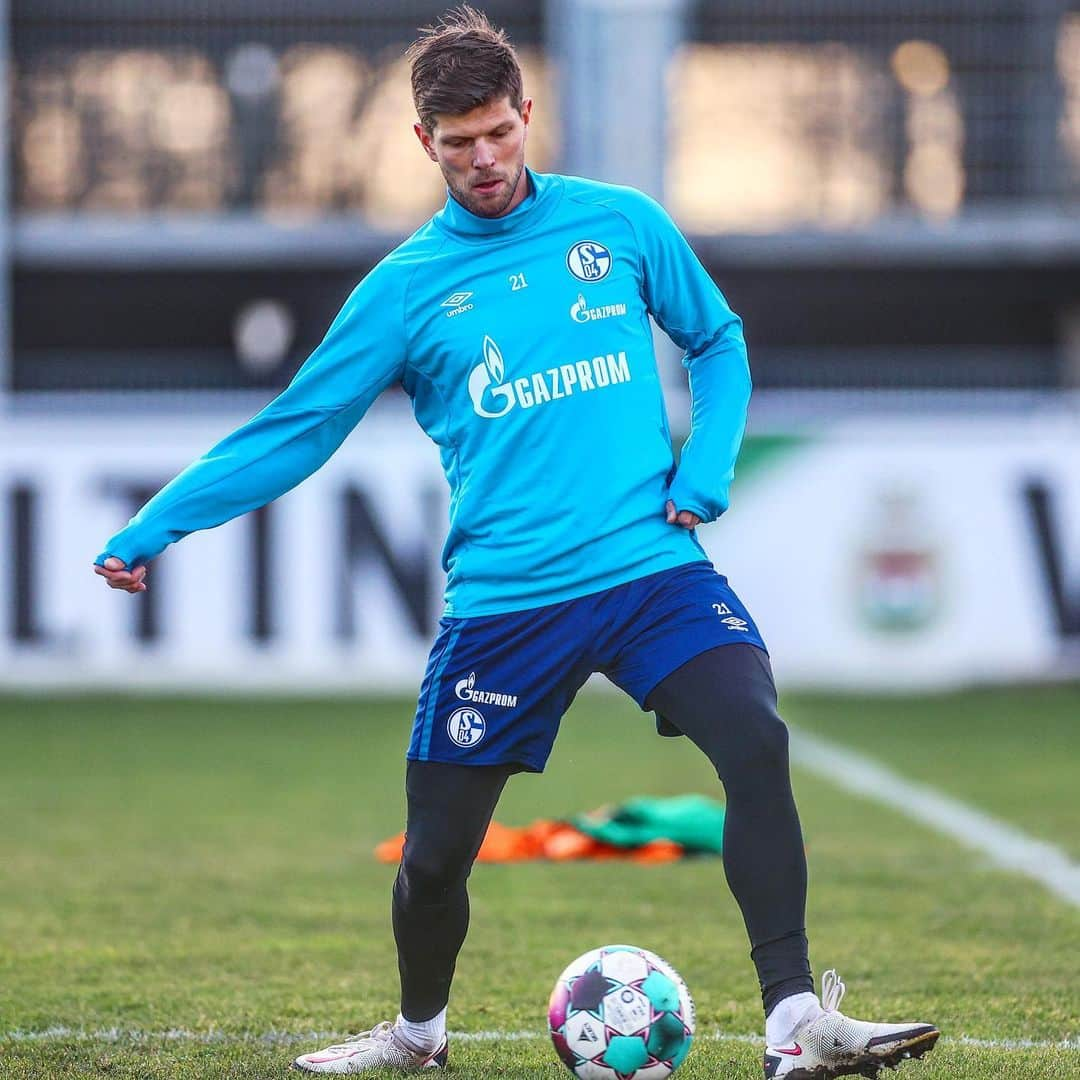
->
xmin=290 ymin=1039 xmax=448 ymax=1073
xmin=779 ymin=1027 xmax=940 ymax=1079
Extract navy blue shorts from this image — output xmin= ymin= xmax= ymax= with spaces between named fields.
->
xmin=408 ymin=561 xmax=767 ymax=772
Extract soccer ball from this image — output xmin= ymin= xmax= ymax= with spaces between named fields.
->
xmin=548 ymin=945 xmax=695 ymax=1079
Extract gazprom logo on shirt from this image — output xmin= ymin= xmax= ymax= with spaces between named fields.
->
xmin=469 ymin=337 xmax=514 ymax=418
xmin=468 ymin=335 xmax=632 ymax=419
xmin=570 ymin=293 xmax=628 ymax=324
xmin=566 ymin=240 xmax=612 ymax=282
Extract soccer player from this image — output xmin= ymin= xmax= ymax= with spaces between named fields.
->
xmin=93 ymin=8 xmax=939 ymax=1078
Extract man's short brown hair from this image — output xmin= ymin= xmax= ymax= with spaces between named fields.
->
xmin=406 ymin=5 xmax=524 ymax=132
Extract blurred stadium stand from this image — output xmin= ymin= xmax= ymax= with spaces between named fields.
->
xmin=6 ymin=0 xmax=1080 ymax=400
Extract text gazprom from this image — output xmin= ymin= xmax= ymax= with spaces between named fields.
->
xmin=511 ymin=352 xmax=630 ymax=410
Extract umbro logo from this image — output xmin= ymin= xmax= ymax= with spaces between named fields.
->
xmin=713 ymin=602 xmax=748 ymax=630
xmin=442 ymin=291 xmax=474 ymax=318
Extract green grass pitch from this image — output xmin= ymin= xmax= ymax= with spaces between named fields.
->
xmin=1 ymin=685 xmax=1078 ymax=1078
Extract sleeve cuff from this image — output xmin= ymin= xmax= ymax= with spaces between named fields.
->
xmin=667 ymin=478 xmax=727 ymax=525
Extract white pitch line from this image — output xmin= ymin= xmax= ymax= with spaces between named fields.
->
xmin=788 ymin=728 xmax=1080 ymax=908
xmin=2 ymin=1027 xmax=1077 ymax=1052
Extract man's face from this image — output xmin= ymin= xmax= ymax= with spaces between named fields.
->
xmin=415 ymin=96 xmax=532 ymax=218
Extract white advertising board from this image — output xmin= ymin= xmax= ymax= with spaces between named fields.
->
xmin=701 ymin=413 xmax=1080 ymax=689
xmin=1 ymin=410 xmax=1078 ymax=691
xmin=0 ymin=411 xmax=447 ymax=691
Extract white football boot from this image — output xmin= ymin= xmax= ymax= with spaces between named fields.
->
xmin=763 ymin=970 xmax=939 ymax=1079
xmin=292 ymin=1021 xmax=448 ymax=1073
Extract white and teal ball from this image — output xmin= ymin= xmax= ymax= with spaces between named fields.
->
xmin=548 ymin=945 xmax=695 ymax=1078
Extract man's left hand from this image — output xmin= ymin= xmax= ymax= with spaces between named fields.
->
xmin=665 ymin=500 xmax=701 ymax=530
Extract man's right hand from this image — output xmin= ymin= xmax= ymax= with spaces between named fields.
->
xmin=93 ymin=556 xmax=148 ymax=593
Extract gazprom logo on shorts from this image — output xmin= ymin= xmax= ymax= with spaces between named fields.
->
xmin=455 ymin=671 xmax=518 ymax=708
xmin=566 ymin=241 xmax=612 ymax=282
xmin=468 ymin=335 xmax=633 ymax=420
xmin=447 ymin=706 xmax=486 ymax=748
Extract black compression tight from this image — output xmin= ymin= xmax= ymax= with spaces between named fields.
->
xmin=645 ymin=643 xmax=813 ymax=1013
xmin=392 ymin=760 xmax=514 ymax=1021
xmin=392 ymin=644 xmax=811 ymax=1021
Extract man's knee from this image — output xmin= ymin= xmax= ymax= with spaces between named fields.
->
xmin=690 ymin=680 xmax=789 ymax=782
xmin=718 ymin=689 xmax=789 ymax=775
xmin=395 ymin=760 xmax=510 ymax=908
xmin=743 ymin=702 xmax=789 ymax=771
xmin=396 ymin=837 xmax=474 ymax=906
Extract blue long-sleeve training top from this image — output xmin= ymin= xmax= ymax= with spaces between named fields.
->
xmin=97 ymin=169 xmax=752 ymax=617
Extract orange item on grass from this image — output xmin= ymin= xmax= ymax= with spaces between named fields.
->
xmin=375 ymin=832 xmax=407 ymax=863
xmin=374 ymin=821 xmax=546 ymax=864
xmin=476 ymin=819 xmax=544 ymax=862
xmin=375 ymin=820 xmax=684 ymax=864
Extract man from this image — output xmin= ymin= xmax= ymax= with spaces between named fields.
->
xmin=94 ymin=8 xmax=939 ymax=1078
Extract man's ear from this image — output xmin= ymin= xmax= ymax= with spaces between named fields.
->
xmin=414 ymin=121 xmax=439 ymax=163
